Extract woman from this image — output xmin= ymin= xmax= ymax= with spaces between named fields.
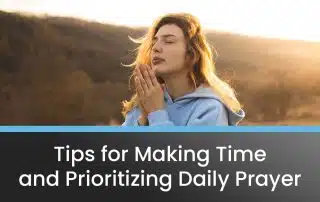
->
xmin=121 ymin=13 xmax=245 ymax=126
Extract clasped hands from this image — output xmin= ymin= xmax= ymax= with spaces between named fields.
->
xmin=134 ymin=64 xmax=165 ymax=125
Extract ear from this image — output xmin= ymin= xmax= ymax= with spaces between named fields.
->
xmin=186 ymin=44 xmax=200 ymax=65
xmin=192 ymin=53 xmax=200 ymax=64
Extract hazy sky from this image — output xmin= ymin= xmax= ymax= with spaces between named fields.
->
xmin=1 ymin=0 xmax=319 ymax=41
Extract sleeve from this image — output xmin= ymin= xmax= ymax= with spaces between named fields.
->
xmin=147 ymin=100 xmax=229 ymax=126
xmin=121 ymin=108 xmax=140 ymax=126
xmin=147 ymin=109 xmax=175 ymax=126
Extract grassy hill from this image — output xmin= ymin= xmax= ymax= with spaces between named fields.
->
xmin=0 ymin=10 xmax=319 ymax=125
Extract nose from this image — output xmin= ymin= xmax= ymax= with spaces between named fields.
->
xmin=152 ymin=40 xmax=163 ymax=53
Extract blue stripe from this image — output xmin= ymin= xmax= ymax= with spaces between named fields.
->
xmin=0 ymin=126 xmax=319 ymax=132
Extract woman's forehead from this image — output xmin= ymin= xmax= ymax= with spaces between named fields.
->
xmin=155 ymin=24 xmax=184 ymax=38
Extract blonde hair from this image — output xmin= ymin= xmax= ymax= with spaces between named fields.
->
xmin=121 ymin=13 xmax=242 ymax=117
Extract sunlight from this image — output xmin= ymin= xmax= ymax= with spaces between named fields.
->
xmin=1 ymin=0 xmax=319 ymax=41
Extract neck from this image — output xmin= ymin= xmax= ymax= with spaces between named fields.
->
xmin=162 ymin=70 xmax=196 ymax=100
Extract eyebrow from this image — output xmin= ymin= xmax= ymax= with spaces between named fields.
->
xmin=153 ymin=34 xmax=176 ymax=40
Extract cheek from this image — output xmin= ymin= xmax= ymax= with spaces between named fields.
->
xmin=165 ymin=46 xmax=186 ymax=66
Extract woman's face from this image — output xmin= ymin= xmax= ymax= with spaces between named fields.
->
xmin=151 ymin=24 xmax=188 ymax=77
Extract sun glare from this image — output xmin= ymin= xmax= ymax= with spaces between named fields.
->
xmin=1 ymin=0 xmax=319 ymax=41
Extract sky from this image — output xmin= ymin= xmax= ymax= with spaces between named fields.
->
xmin=1 ymin=0 xmax=319 ymax=41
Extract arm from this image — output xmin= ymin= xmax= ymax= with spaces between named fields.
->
xmin=121 ymin=117 xmax=140 ymax=126
xmin=121 ymin=108 xmax=141 ymax=126
xmin=147 ymin=109 xmax=175 ymax=126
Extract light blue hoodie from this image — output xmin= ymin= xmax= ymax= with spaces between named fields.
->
xmin=122 ymin=85 xmax=245 ymax=126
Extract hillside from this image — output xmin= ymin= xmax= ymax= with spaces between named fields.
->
xmin=0 ymin=10 xmax=319 ymax=125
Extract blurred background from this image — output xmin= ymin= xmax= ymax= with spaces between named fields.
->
xmin=0 ymin=0 xmax=319 ymax=125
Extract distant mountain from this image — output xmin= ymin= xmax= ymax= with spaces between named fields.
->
xmin=1 ymin=10 xmax=319 ymax=81
xmin=0 ymin=10 xmax=319 ymax=124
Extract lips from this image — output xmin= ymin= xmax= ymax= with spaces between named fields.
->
xmin=152 ymin=57 xmax=165 ymax=65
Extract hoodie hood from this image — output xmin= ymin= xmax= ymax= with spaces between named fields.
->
xmin=163 ymin=85 xmax=245 ymax=125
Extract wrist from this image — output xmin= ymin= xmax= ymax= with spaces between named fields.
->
xmin=138 ymin=115 xmax=148 ymax=126
xmin=147 ymin=106 xmax=165 ymax=115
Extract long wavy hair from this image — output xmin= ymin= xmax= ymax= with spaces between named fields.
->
xmin=121 ymin=13 xmax=242 ymax=117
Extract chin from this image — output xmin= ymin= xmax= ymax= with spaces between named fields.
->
xmin=153 ymin=66 xmax=170 ymax=76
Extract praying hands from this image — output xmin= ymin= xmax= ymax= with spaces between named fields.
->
xmin=134 ymin=64 xmax=165 ymax=125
